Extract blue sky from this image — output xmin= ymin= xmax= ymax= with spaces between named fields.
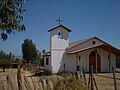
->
xmin=0 ymin=0 xmax=120 ymax=56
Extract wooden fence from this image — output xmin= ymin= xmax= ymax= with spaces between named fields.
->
xmin=0 ymin=66 xmax=119 ymax=90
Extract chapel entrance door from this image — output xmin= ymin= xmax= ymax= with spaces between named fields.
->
xmin=89 ymin=51 xmax=101 ymax=73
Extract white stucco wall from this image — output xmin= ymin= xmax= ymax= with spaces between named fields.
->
xmin=101 ymin=49 xmax=116 ymax=72
xmin=58 ymin=48 xmax=116 ymax=73
xmin=50 ymin=27 xmax=69 ymax=50
xmin=50 ymin=26 xmax=70 ymax=73
xmin=51 ymin=50 xmax=65 ymax=73
xmin=63 ymin=54 xmax=76 ymax=72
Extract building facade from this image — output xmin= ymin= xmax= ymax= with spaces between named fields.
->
xmin=44 ymin=25 xmax=120 ymax=73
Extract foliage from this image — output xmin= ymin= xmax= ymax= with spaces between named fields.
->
xmin=0 ymin=50 xmax=14 ymax=60
xmin=0 ymin=59 xmax=11 ymax=68
xmin=8 ymin=52 xmax=12 ymax=60
xmin=34 ymin=52 xmax=41 ymax=66
xmin=54 ymin=74 xmax=87 ymax=90
xmin=12 ymin=54 xmax=15 ymax=60
xmin=12 ymin=59 xmax=22 ymax=64
xmin=0 ymin=0 xmax=27 ymax=40
xmin=22 ymin=38 xmax=40 ymax=64
xmin=0 ymin=50 xmax=14 ymax=70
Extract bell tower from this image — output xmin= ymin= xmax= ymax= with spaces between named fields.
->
xmin=48 ymin=25 xmax=71 ymax=73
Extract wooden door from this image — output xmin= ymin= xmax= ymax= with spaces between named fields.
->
xmin=89 ymin=51 xmax=101 ymax=72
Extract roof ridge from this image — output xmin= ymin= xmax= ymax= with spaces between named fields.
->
xmin=69 ymin=37 xmax=95 ymax=44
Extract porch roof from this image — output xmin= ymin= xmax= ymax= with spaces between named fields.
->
xmin=67 ymin=44 xmax=120 ymax=57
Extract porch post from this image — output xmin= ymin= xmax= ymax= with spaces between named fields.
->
xmin=95 ymin=48 xmax=98 ymax=74
xmin=108 ymin=49 xmax=111 ymax=73
xmin=76 ymin=53 xmax=79 ymax=71
xmin=63 ymin=63 xmax=66 ymax=74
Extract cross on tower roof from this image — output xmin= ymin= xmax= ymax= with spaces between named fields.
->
xmin=56 ymin=17 xmax=63 ymax=25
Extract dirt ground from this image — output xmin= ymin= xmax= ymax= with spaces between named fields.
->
xmin=89 ymin=73 xmax=120 ymax=90
xmin=0 ymin=68 xmax=120 ymax=90
xmin=84 ymin=68 xmax=120 ymax=90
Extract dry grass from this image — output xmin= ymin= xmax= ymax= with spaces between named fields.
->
xmin=54 ymin=74 xmax=87 ymax=90
xmin=92 ymin=73 xmax=120 ymax=90
xmin=0 ymin=69 xmax=120 ymax=90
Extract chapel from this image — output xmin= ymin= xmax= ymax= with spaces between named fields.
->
xmin=44 ymin=25 xmax=120 ymax=73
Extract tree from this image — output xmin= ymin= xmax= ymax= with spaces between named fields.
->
xmin=0 ymin=0 xmax=27 ymax=40
xmin=0 ymin=51 xmax=13 ymax=72
xmin=8 ymin=52 xmax=12 ymax=60
xmin=0 ymin=51 xmax=4 ymax=59
xmin=12 ymin=54 xmax=14 ymax=60
xmin=22 ymin=39 xmax=38 ymax=63
xmin=0 ymin=59 xmax=11 ymax=72
xmin=35 ymin=51 xmax=41 ymax=66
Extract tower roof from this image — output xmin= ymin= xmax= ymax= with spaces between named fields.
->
xmin=48 ymin=25 xmax=72 ymax=32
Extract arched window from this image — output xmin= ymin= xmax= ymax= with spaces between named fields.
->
xmin=57 ymin=30 xmax=63 ymax=39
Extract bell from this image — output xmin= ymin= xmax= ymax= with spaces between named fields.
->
xmin=58 ymin=32 xmax=61 ymax=35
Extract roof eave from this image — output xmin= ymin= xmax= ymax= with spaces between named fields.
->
xmin=67 ymin=44 xmax=120 ymax=56
xmin=48 ymin=25 xmax=72 ymax=32
xmin=67 ymin=44 xmax=103 ymax=54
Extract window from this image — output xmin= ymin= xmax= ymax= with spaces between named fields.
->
xmin=79 ymin=56 xmax=81 ymax=61
xmin=92 ymin=41 xmax=96 ymax=44
xmin=46 ymin=58 xmax=49 ymax=65
xmin=57 ymin=30 xmax=63 ymax=39
xmin=76 ymin=55 xmax=80 ymax=64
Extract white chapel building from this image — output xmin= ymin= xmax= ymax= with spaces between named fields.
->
xmin=44 ymin=25 xmax=120 ymax=73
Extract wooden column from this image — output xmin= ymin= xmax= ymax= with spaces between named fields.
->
xmin=86 ymin=51 xmax=87 ymax=72
xmin=112 ymin=67 xmax=117 ymax=90
xmin=63 ymin=63 xmax=66 ymax=74
xmin=91 ymin=66 xmax=94 ymax=90
xmin=95 ymin=48 xmax=97 ymax=74
xmin=76 ymin=53 xmax=79 ymax=71
xmin=108 ymin=49 xmax=111 ymax=73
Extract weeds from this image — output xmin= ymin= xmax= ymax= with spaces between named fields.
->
xmin=54 ymin=74 xmax=87 ymax=90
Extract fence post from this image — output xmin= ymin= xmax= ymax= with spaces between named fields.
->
xmin=17 ymin=65 xmax=22 ymax=90
xmin=93 ymin=76 xmax=98 ymax=90
xmin=112 ymin=67 xmax=117 ymax=90
xmin=91 ymin=66 xmax=94 ymax=90
xmin=88 ymin=74 xmax=90 ymax=89
xmin=83 ymin=68 xmax=87 ymax=86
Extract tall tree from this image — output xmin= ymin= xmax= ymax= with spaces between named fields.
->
xmin=8 ymin=52 xmax=12 ymax=60
xmin=0 ymin=0 xmax=27 ymax=40
xmin=0 ymin=51 xmax=4 ymax=59
xmin=0 ymin=50 xmax=12 ymax=72
xmin=22 ymin=39 xmax=38 ymax=63
xmin=12 ymin=54 xmax=14 ymax=60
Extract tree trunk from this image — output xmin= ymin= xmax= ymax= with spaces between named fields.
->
xmin=3 ymin=67 xmax=5 ymax=72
